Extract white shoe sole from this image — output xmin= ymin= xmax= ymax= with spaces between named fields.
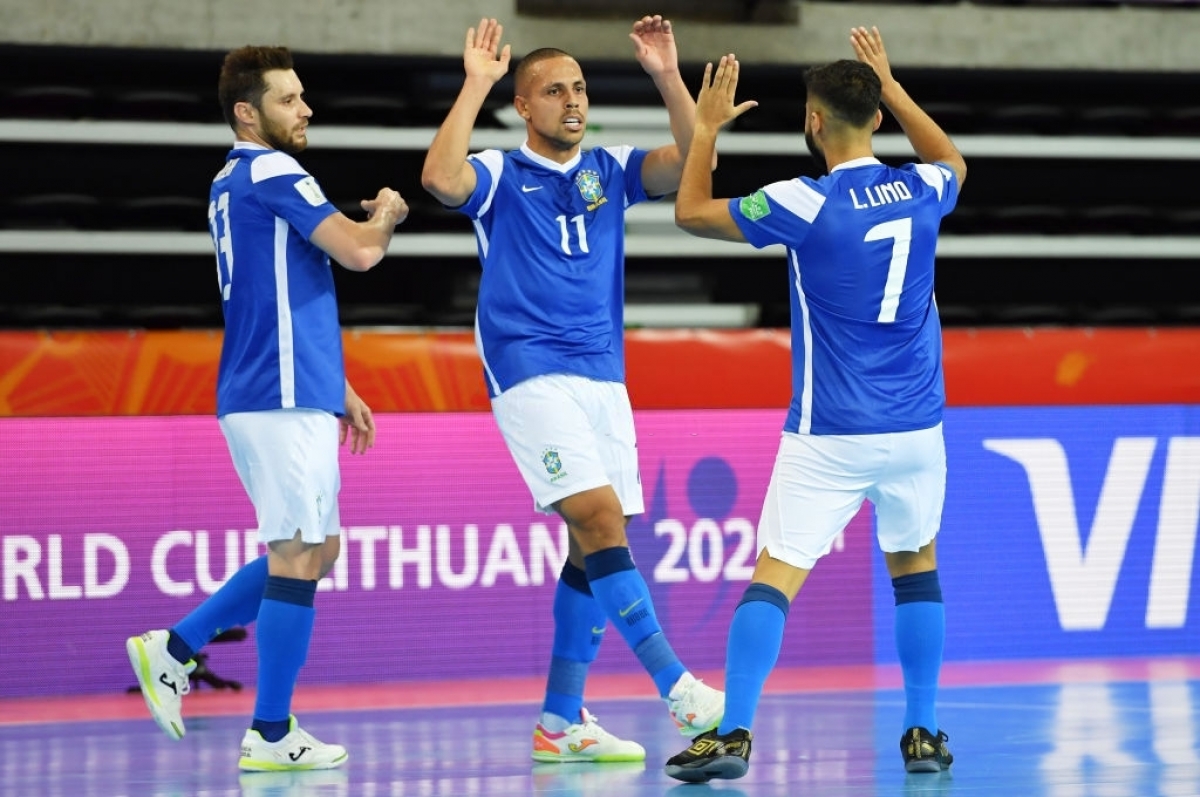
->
xmin=125 ymin=636 xmax=184 ymax=741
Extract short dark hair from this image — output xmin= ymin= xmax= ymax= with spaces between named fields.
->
xmin=218 ymin=46 xmax=294 ymax=131
xmin=803 ymin=60 xmax=881 ymax=128
xmin=514 ymin=47 xmax=575 ymax=96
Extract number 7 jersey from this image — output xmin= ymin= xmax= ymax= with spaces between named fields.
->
xmin=729 ymin=156 xmax=960 ymax=436
xmin=453 ymin=143 xmax=651 ymax=398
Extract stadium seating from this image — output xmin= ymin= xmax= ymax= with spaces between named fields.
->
xmin=0 ymin=43 xmax=1196 ymax=329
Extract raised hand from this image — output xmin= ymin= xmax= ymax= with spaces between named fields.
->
xmin=464 ymin=17 xmax=511 ymax=83
xmin=695 ymin=54 xmax=758 ymax=132
xmin=849 ymin=26 xmax=896 ymax=89
xmin=630 ymin=15 xmax=679 ymax=78
xmin=362 ymin=187 xmax=408 ymax=226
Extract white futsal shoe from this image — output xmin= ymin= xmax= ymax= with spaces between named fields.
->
xmin=666 ymin=672 xmax=725 ymax=736
xmin=238 ymin=716 xmax=349 ymax=771
xmin=532 ymin=708 xmax=646 ymax=763
xmin=126 ymin=629 xmax=196 ymax=741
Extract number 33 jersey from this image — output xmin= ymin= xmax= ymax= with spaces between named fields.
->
xmin=730 ymin=157 xmax=960 ymax=436
xmin=454 ymin=144 xmax=651 ymax=398
xmin=209 ymin=142 xmax=342 ymax=417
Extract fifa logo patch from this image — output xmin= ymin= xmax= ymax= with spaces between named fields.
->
xmin=542 ymin=449 xmax=567 ymax=482
xmin=739 ymin=189 xmax=771 ymax=221
xmin=575 ymin=169 xmax=607 ymax=211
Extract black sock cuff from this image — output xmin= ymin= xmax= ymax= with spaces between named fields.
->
xmin=262 ymin=575 xmax=317 ymax=608
xmin=892 ymin=570 xmax=942 ymax=605
xmin=559 ymin=561 xmax=592 ymax=595
xmin=584 ymin=546 xmax=636 ymax=581
xmin=738 ymin=583 xmax=790 ymax=617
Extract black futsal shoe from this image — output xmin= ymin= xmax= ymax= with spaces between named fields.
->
xmin=902 ymin=727 xmax=954 ymax=772
xmin=664 ymin=728 xmax=752 ymax=783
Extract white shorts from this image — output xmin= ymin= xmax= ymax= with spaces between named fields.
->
xmin=758 ymin=424 xmax=946 ymax=570
xmin=219 ymin=409 xmax=342 ymax=544
xmin=491 ymin=374 xmax=645 ymax=515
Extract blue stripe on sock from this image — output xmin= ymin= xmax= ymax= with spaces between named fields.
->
xmin=634 ymin=633 xmax=686 ymax=696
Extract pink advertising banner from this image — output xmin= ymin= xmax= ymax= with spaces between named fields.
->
xmin=0 ymin=411 xmax=874 ymax=697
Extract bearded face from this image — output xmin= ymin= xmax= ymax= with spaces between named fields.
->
xmin=258 ymin=106 xmax=307 ymax=155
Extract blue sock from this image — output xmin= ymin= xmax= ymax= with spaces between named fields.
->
xmin=169 ymin=555 xmax=268 ymax=663
xmin=585 ymin=546 xmax=685 ymax=697
xmin=543 ymin=562 xmax=607 ymax=722
xmin=893 ymin=570 xmax=945 ymax=734
xmin=251 ymin=576 xmax=316 ymax=743
xmin=718 ymin=584 xmax=789 ymax=734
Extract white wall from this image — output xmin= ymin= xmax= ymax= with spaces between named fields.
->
xmin=1 ymin=0 xmax=1198 ymax=71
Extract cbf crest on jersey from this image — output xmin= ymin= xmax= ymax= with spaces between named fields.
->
xmin=541 ymin=448 xmax=567 ymax=482
xmin=575 ymin=169 xmax=607 ymax=211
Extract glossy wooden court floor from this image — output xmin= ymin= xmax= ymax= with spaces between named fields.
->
xmin=2 ymin=658 xmax=1198 ymax=797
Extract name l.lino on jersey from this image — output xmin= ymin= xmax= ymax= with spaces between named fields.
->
xmin=849 ymin=180 xmax=913 ymax=210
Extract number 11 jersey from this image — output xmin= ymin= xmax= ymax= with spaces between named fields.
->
xmin=453 ymin=143 xmax=651 ymax=398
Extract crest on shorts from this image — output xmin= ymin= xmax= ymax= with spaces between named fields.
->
xmin=575 ymin=169 xmax=607 ymax=210
xmin=542 ymin=449 xmax=564 ymax=476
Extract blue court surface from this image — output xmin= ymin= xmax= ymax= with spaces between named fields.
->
xmin=2 ymin=663 xmax=1198 ymax=797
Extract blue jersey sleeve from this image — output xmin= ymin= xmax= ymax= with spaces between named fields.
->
xmin=728 ymin=177 xmax=826 ymax=250
xmin=457 ymin=150 xmax=504 ymax=219
xmin=901 ymin=161 xmax=959 ymax=218
xmin=610 ymin=145 xmax=651 ymax=206
xmin=248 ymin=152 xmax=337 ymax=239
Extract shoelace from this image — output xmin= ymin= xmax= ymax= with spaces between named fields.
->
xmin=577 ymin=714 xmax=616 ymax=739
xmin=172 ymin=663 xmax=192 ymax=696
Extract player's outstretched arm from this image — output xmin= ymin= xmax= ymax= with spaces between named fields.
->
xmin=311 ymin=187 xmax=408 ymax=272
xmin=850 ymin=26 xmax=966 ymax=188
xmin=631 ymin=15 xmax=708 ymax=196
xmin=675 ymin=56 xmax=756 ymax=242
xmin=421 ymin=18 xmax=511 ymax=207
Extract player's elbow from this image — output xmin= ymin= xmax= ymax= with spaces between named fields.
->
xmin=339 ymin=246 xmax=385 ymax=272
xmin=674 ymin=202 xmax=705 ymax=235
xmin=420 ymin=167 xmax=461 ymax=207
xmin=953 ymin=157 xmax=967 ymax=188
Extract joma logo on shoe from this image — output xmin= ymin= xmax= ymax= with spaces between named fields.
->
xmin=288 ymin=746 xmax=311 ymax=761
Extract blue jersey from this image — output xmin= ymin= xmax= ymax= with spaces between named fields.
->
xmin=730 ymin=157 xmax=959 ymax=436
xmin=209 ymin=142 xmax=343 ymax=417
xmin=454 ymin=144 xmax=651 ymax=397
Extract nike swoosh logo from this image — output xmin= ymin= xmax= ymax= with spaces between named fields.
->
xmin=618 ymin=598 xmax=644 ymax=617
xmin=521 ymin=185 xmax=542 ymax=193
xmin=591 ymin=626 xmax=606 ymax=634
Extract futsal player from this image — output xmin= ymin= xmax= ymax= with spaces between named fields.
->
xmin=663 ymin=27 xmax=966 ymax=781
xmin=420 ymin=16 xmax=725 ymax=763
xmin=127 ymin=44 xmax=407 ymax=771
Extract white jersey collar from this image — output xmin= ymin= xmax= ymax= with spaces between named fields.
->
xmin=232 ymin=141 xmax=271 ymax=151
xmin=520 ymin=142 xmax=582 ymax=173
xmin=829 ymin=156 xmax=882 ymax=173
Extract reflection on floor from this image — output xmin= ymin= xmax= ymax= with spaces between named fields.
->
xmin=1 ymin=659 xmax=1198 ymax=797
